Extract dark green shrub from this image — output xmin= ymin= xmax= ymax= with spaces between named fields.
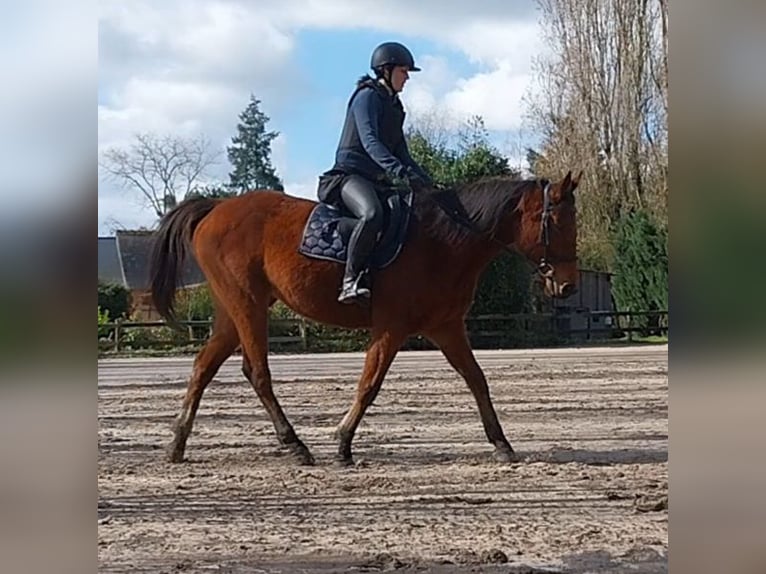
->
xmin=98 ymin=281 xmax=130 ymax=319
xmin=612 ymin=210 xmax=668 ymax=333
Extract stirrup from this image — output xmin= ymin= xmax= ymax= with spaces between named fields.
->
xmin=338 ymin=273 xmax=371 ymax=304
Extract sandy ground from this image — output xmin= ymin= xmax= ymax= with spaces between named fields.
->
xmin=98 ymin=345 xmax=668 ymax=573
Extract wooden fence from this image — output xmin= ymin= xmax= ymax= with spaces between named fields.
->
xmin=464 ymin=309 xmax=667 ymax=345
xmin=98 ymin=310 xmax=667 ymax=353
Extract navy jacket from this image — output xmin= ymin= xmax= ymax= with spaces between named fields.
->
xmin=333 ymin=77 xmax=432 ymax=186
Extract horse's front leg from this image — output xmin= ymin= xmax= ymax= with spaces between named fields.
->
xmin=425 ymin=321 xmax=517 ymax=463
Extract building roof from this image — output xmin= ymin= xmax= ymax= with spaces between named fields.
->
xmin=98 ymin=237 xmax=125 ymax=286
xmin=98 ymin=230 xmax=206 ymax=290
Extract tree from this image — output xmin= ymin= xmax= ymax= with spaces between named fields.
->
xmin=184 ymin=183 xmax=237 ymax=200
xmin=611 ymin=210 xmax=668 ymax=332
xmin=100 ymin=132 xmax=219 ymax=218
xmin=227 ymin=95 xmax=283 ymax=193
xmin=406 ymin=115 xmax=517 ymax=186
xmin=525 ymin=0 xmax=668 ymax=272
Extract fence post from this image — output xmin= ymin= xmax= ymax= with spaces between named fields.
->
xmin=627 ymin=312 xmax=633 ymax=343
xmin=114 ymin=318 xmax=122 ymax=352
xmin=299 ymin=319 xmax=308 ymax=351
xmin=586 ymin=312 xmax=592 ymax=341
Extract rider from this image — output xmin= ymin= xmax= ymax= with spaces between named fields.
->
xmin=325 ymin=41 xmax=434 ymax=304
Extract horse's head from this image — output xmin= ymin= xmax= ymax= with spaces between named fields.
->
xmin=514 ymin=171 xmax=581 ymax=298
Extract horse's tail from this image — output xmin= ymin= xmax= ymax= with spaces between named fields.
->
xmin=149 ymin=197 xmax=219 ymax=327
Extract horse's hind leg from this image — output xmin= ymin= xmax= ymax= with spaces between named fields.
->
xmin=240 ymin=296 xmax=277 ymax=378
xmin=167 ymin=309 xmax=239 ymax=463
xmin=230 ymin=289 xmax=314 ymax=465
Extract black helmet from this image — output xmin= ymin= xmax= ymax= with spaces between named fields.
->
xmin=370 ymin=42 xmax=421 ymax=72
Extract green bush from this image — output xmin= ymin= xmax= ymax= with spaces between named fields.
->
xmin=154 ymin=285 xmax=214 ymax=340
xmin=175 ymin=285 xmax=215 ymax=321
xmin=470 ymin=252 xmax=534 ymax=317
xmin=269 ymin=301 xmax=370 ymax=352
xmin=120 ymin=324 xmax=189 ymax=349
xmin=98 ymin=281 xmax=130 ymax=320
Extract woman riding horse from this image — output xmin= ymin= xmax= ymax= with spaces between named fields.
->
xmin=319 ymin=41 xmax=434 ymax=304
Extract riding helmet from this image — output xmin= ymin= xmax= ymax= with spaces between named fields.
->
xmin=370 ymin=42 xmax=421 ymax=72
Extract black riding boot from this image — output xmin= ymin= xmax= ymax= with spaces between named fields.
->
xmin=336 ymin=174 xmax=384 ymax=304
xmin=338 ymin=217 xmax=378 ymax=303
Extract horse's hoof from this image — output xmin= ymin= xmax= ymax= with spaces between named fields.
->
xmin=493 ymin=446 xmax=519 ymax=463
xmin=166 ymin=444 xmax=186 ymax=463
xmin=334 ymin=455 xmax=354 ymax=468
xmin=296 ymin=453 xmax=315 ymax=466
xmin=288 ymin=443 xmax=315 ymax=466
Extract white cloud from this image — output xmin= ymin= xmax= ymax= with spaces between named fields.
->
xmin=446 ymin=18 xmax=542 ymax=68
xmin=442 ymin=61 xmax=532 ymax=131
xmin=101 ymin=78 xmax=246 ymax=151
xmin=99 ymin=0 xmax=299 ymax=93
xmin=402 ymin=56 xmax=461 ymax=132
xmin=272 ymin=0 xmax=536 ymax=37
xmin=402 ymin=17 xmax=542 ymax=132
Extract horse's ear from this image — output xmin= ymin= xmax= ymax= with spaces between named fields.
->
xmin=570 ymin=170 xmax=583 ymax=193
xmin=562 ymin=170 xmax=572 ymax=189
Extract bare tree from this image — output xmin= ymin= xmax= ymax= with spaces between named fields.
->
xmin=100 ymin=132 xmax=220 ymax=218
xmin=101 ymin=215 xmax=128 ymax=235
xmin=406 ymin=107 xmax=455 ymax=151
xmin=525 ymin=0 xmax=668 ymax=270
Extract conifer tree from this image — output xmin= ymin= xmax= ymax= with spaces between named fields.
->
xmin=227 ymin=95 xmax=283 ymax=193
xmin=612 ymin=210 xmax=668 ymax=332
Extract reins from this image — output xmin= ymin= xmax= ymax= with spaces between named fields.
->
xmin=424 ymin=179 xmax=555 ymax=279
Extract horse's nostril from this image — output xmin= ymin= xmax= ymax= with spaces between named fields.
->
xmin=561 ymin=283 xmax=576 ymax=297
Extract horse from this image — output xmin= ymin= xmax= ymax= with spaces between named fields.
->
xmin=149 ymin=170 xmax=581 ymax=466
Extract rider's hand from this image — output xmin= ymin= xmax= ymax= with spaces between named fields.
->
xmin=406 ymin=168 xmax=430 ymax=192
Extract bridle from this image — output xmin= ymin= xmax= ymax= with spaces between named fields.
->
xmin=536 ymin=179 xmax=555 ymax=280
xmin=427 ymin=178 xmax=557 ymax=281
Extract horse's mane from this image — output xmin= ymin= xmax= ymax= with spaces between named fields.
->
xmin=413 ymin=176 xmax=537 ymax=246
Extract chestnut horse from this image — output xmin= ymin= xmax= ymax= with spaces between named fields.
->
xmin=150 ymin=171 xmax=581 ymax=466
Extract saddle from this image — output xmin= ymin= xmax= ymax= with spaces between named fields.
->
xmin=298 ymin=187 xmax=413 ymax=269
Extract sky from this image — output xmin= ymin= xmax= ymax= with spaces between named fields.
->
xmin=97 ymin=0 xmax=547 ymax=236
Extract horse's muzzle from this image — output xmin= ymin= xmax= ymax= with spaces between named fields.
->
xmin=538 ymin=259 xmax=578 ymax=299
xmin=542 ymin=276 xmax=577 ymax=299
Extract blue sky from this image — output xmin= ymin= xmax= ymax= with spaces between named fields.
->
xmin=274 ymin=29 xmax=484 ymax=182
xmin=98 ymin=0 xmax=545 ymax=235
